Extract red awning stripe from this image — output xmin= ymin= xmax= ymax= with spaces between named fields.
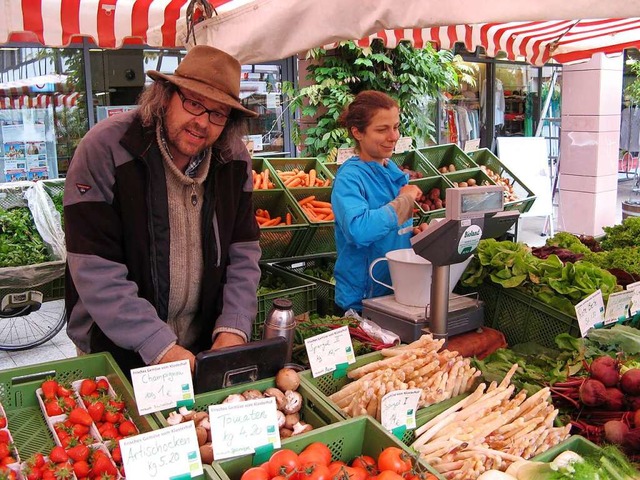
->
xmin=0 ymin=93 xmax=79 ymax=109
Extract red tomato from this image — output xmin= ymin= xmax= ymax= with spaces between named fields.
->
xmin=301 ymin=442 xmax=332 ymax=466
xmin=377 ymin=448 xmax=412 ymax=475
xmin=298 ymin=462 xmax=331 ymax=480
xmin=351 ymin=455 xmax=377 ymax=474
xmin=240 ymin=467 xmax=270 ymax=480
xmin=268 ymin=449 xmax=300 ymax=478
xmin=377 ymin=471 xmax=405 ymax=480
xmin=299 ymin=448 xmax=330 ymax=468
xmin=327 ymin=461 xmax=347 ymax=479
xmin=346 ymin=466 xmax=368 ymax=480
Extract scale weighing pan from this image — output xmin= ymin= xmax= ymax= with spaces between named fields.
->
xmin=194 ymin=337 xmax=287 ymax=394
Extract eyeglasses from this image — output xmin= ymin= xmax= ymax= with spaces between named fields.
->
xmin=176 ymin=89 xmax=229 ymax=126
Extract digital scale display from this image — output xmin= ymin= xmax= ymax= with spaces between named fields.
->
xmin=446 ymin=186 xmax=505 ymax=220
xmin=461 ymin=191 xmax=504 ymax=213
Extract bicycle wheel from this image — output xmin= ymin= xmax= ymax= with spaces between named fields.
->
xmin=0 ymin=299 xmax=66 ymax=350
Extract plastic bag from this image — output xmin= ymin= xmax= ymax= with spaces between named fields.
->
xmin=24 ymin=181 xmax=66 ymax=261
xmin=345 ymin=309 xmax=401 ymax=346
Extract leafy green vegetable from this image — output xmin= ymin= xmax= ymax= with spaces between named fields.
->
xmin=586 ymin=325 xmax=640 ymax=355
xmin=302 ymin=265 xmax=335 ymax=283
xmin=50 ymin=192 xmax=64 ymax=229
xmin=257 ymin=274 xmax=288 ymax=295
xmin=601 ymin=216 xmax=640 ymax=250
xmin=547 ymin=232 xmax=592 ymax=255
xmin=0 ymin=207 xmax=50 ymax=267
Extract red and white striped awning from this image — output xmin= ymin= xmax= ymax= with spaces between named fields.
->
xmin=0 ymin=75 xmax=72 ymax=97
xmin=0 ymin=93 xmax=80 ymax=110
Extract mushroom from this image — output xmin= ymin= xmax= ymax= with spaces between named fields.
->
xmin=199 ymin=443 xmax=214 ymax=464
xmin=291 ymin=421 xmax=313 ymax=436
xmin=264 ymin=388 xmax=287 ymax=410
xmin=242 ymin=389 xmax=264 ymax=401
xmin=178 ymin=406 xmax=195 ymax=422
xmin=284 ymin=413 xmax=300 ymax=430
xmin=276 ymin=410 xmax=286 ymax=428
xmin=193 ymin=411 xmax=209 ymax=427
xmin=222 ymin=394 xmax=246 ymax=404
xmin=166 ymin=411 xmax=183 ymax=426
xmin=276 ymin=368 xmax=300 ymax=392
xmin=279 ymin=427 xmax=293 ymax=439
xmin=195 ymin=426 xmax=208 ymax=446
xmin=198 ymin=416 xmax=211 ymax=431
xmin=283 ymin=390 xmax=303 ymax=414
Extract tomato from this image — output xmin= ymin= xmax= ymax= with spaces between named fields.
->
xmin=268 ymin=449 xmax=300 ymax=478
xmin=301 ymin=442 xmax=332 ymax=466
xmin=377 ymin=448 xmax=412 ymax=475
xmin=347 ymin=466 xmax=368 ymax=480
xmin=377 ymin=471 xmax=405 ymax=480
xmin=240 ymin=467 xmax=270 ymax=480
xmin=299 ymin=448 xmax=330 ymax=468
xmin=351 ymin=455 xmax=377 ymax=475
xmin=327 ymin=462 xmax=347 ymax=479
xmin=297 ymin=463 xmax=331 ymax=480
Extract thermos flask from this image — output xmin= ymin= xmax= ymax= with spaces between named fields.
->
xmin=263 ymin=298 xmax=296 ymax=363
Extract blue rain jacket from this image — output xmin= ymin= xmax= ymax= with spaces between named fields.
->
xmin=331 ymin=156 xmax=413 ymax=312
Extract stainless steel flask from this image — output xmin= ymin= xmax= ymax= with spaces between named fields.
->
xmin=263 ymin=298 xmax=296 ymax=363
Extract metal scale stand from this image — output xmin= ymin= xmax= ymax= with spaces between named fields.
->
xmin=363 ymin=185 xmax=520 ymax=343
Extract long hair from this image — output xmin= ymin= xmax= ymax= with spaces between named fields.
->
xmin=136 ymin=80 xmax=247 ymax=151
xmin=338 ymin=91 xmax=399 ymax=146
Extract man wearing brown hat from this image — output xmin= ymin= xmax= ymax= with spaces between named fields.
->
xmin=64 ymin=45 xmax=261 ymax=374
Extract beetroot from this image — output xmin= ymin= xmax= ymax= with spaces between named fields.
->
xmin=604 ymin=420 xmax=629 ymax=445
xmin=579 ymin=378 xmax=608 ymax=407
xmin=604 ymin=387 xmax=626 ymax=411
xmin=590 ymin=356 xmax=619 ymax=387
xmin=620 ymin=369 xmax=640 ymax=396
xmin=626 ymin=395 xmax=640 ymax=411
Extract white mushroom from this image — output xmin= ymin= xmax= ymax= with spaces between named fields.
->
xmin=276 ymin=368 xmax=301 ymax=392
xmin=166 ymin=411 xmax=184 ymax=426
xmin=284 ymin=413 xmax=300 ymax=430
xmin=291 ymin=421 xmax=313 ymax=435
xmin=264 ymin=388 xmax=287 ymax=410
xmin=283 ymin=390 xmax=303 ymax=414
xmin=280 ymin=427 xmax=293 ymax=439
xmin=178 ymin=406 xmax=195 ymax=422
xmin=193 ymin=411 xmax=209 ymax=427
xmin=198 ymin=417 xmax=211 ymax=431
xmin=222 ymin=394 xmax=246 ymax=404
xmin=276 ymin=410 xmax=286 ymax=428
xmin=242 ymin=389 xmax=264 ymax=400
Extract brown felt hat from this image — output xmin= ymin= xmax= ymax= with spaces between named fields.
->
xmin=147 ymin=45 xmax=257 ymax=118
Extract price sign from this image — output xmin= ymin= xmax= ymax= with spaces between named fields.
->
xmin=131 ymin=360 xmax=194 ymax=415
xmin=380 ymin=389 xmax=421 ymax=432
xmin=604 ymin=290 xmax=633 ymax=325
xmin=627 ymin=281 xmax=640 ymax=316
xmin=120 ymin=421 xmax=202 ymax=479
xmin=336 ymin=147 xmax=356 ymax=164
xmin=575 ymin=289 xmax=605 ymax=336
xmin=393 ymin=137 xmax=413 ymax=154
xmin=304 ymin=326 xmax=356 ymax=377
xmin=209 ymin=397 xmax=281 ymax=460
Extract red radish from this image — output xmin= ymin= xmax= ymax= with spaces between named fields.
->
xmin=621 ymin=369 xmax=640 ymax=396
xmin=604 ymin=387 xmax=625 ymax=411
xmin=579 ymin=378 xmax=608 ymax=407
xmin=604 ymin=420 xmax=629 ymax=445
xmin=590 ymin=356 xmax=619 ymax=387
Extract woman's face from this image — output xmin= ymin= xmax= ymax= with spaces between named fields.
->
xmin=351 ymin=107 xmax=400 ymax=162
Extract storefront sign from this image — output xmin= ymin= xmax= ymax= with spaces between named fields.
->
xmin=575 ymin=289 xmax=605 ymax=336
xmin=130 ymin=360 xmax=194 ymax=415
xmin=604 ymin=290 xmax=633 ymax=325
xmin=393 ymin=137 xmax=413 ymax=154
xmin=336 ymin=147 xmax=356 ymax=164
xmin=380 ymin=389 xmax=421 ymax=432
xmin=209 ymin=397 xmax=281 ymax=460
xmin=304 ymin=326 xmax=356 ymax=377
xmin=120 ymin=421 xmax=203 ymax=479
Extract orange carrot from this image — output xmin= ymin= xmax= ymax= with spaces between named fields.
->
xmin=312 ymin=207 xmax=333 ymax=215
xmin=262 ymin=217 xmax=282 ymax=227
xmin=256 ymin=216 xmax=269 ymax=224
xmin=298 ymin=195 xmax=315 ymax=206
xmin=287 ymin=177 xmax=303 ymax=188
xmin=310 ymin=200 xmax=332 ymax=208
xmin=261 ymin=170 xmax=270 ymax=190
xmin=308 ymin=169 xmax=316 ymax=187
xmin=285 ymin=213 xmax=292 ymax=225
xmin=324 ymin=212 xmax=335 ymax=221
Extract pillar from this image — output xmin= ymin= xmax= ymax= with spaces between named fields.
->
xmin=557 ymin=53 xmax=623 ymax=236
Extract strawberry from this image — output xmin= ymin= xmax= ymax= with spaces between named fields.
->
xmin=103 ymin=408 xmax=121 ymax=424
xmin=60 ymin=396 xmax=76 ymax=413
xmin=108 ymin=397 xmax=124 ymax=412
xmin=0 ymin=443 xmax=11 ymax=460
xmin=0 ymin=416 xmax=6 ymax=429
xmin=79 ymin=378 xmax=97 ymax=397
xmin=96 ymin=378 xmax=110 ymax=393
xmin=71 ymin=423 xmax=90 ymax=437
xmin=86 ymin=400 xmax=105 ymax=423
xmin=41 ymin=378 xmax=58 ymax=400
xmin=24 ymin=466 xmax=42 ymax=480
xmin=98 ymin=423 xmax=118 ymax=441
xmin=118 ymin=420 xmax=137 ymax=437
xmin=48 ymin=446 xmax=68 ymax=464
xmin=0 ymin=456 xmax=15 ymax=466
xmin=53 ymin=464 xmax=73 ymax=480
xmin=91 ymin=453 xmax=117 ymax=476
xmin=27 ymin=452 xmax=46 ymax=469
xmin=44 ymin=399 xmax=63 ymax=417
xmin=0 ymin=433 xmax=8 ymax=444
xmin=68 ymin=408 xmax=93 ymax=427
xmin=66 ymin=444 xmax=90 ymax=462
xmin=56 ymin=383 xmax=73 ymax=398
xmin=72 ymin=460 xmax=90 ymax=478
xmin=109 ymin=445 xmax=121 ymax=464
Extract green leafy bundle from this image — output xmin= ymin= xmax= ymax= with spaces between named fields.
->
xmin=0 ymin=207 xmax=50 ymax=267
xmin=257 ymin=274 xmax=289 ymax=295
xmin=302 ymin=265 xmax=335 ymax=283
xmin=51 ymin=191 xmax=64 ymax=229
xmin=601 ymin=216 xmax=640 ymax=250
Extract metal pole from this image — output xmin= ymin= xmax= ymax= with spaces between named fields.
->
xmin=81 ymin=38 xmax=95 ymax=129
xmin=535 ymin=69 xmax=557 ymax=138
xmin=429 ymin=265 xmax=450 ymax=343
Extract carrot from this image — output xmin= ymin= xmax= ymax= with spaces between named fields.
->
xmin=308 ymin=169 xmax=316 ymax=187
xmin=324 ymin=178 xmax=332 ymax=187
xmin=256 ymin=216 xmax=269 ymax=224
xmin=298 ymin=195 xmax=316 ymax=206
xmin=262 ymin=210 xmax=271 ymax=220
xmin=262 ymin=217 xmax=282 ymax=227
xmin=253 ymin=172 xmax=261 ymax=189
xmin=312 ymin=207 xmax=333 ymax=215
xmin=255 ymin=208 xmax=264 ymax=217
xmin=261 ymin=169 xmax=270 ymax=190
xmin=286 ymin=177 xmax=303 ymax=188
xmin=325 ymin=212 xmax=335 ymax=221
xmin=310 ymin=200 xmax=332 ymax=208
xmin=285 ymin=213 xmax=292 ymax=225
xmin=315 ymin=178 xmax=325 ymax=186
xmin=316 ymin=214 xmax=327 ymax=220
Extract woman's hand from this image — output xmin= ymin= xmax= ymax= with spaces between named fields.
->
xmin=399 ymin=184 xmax=422 ymax=200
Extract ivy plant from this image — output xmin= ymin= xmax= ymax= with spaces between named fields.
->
xmin=283 ymin=40 xmax=466 ymax=160
xmin=626 ymin=60 xmax=640 ymax=106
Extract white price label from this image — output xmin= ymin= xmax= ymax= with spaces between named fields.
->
xmin=575 ymin=289 xmax=605 ymax=336
xmin=381 ymin=389 xmax=421 ymax=432
xmin=627 ymin=281 xmax=640 ymax=316
xmin=209 ymin=397 xmax=281 ymax=460
xmin=120 ymin=421 xmax=203 ymax=479
xmin=304 ymin=326 xmax=356 ymax=377
xmin=336 ymin=147 xmax=356 ymax=164
xmin=130 ymin=360 xmax=194 ymax=416
xmin=604 ymin=290 xmax=633 ymax=325
xmin=393 ymin=137 xmax=413 ymax=153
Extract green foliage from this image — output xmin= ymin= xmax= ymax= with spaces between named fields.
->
xmin=51 ymin=192 xmax=64 ymax=229
xmin=601 ymin=216 xmax=640 ymax=250
xmin=283 ymin=40 xmax=461 ymax=160
xmin=0 ymin=208 xmax=50 ymax=267
xmin=625 ymin=60 xmax=640 ymax=106
xmin=546 ymin=232 xmax=591 ymax=255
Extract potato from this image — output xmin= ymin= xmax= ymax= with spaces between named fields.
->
xmin=467 ymin=178 xmax=477 ymax=186
xmin=458 ymin=181 xmax=468 ymax=188
xmin=448 ymin=164 xmax=456 ymax=172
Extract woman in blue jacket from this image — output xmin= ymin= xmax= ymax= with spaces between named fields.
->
xmin=331 ymin=91 xmax=422 ymax=313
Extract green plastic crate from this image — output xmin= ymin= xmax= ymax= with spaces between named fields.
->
xmin=211 ymin=416 xmax=444 ymax=480
xmin=267 ymin=158 xmax=333 ymax=189
xmin=299 ymin=352 xmax=468 ymax=447
xmin=410 ymin=176 xmax=455 ymax=226
xmin=0 ymin=352 xmax=158 ymax=459
xmin=286 ymin=187 xmax=335 ymax=257
xmin=477 ymin=282 xmax=580 ymax=349
xmin=151 ymin=376 xmax=342 ymax=434
xmin=252 ymin=158 xmax=285 ymax=190
xmin=255 ymin=265 xmax=317 ymax=341
xmin=272 ymin=257 xmax=337 ymax=316
xmin=254 ymin=190 xmax=309 ymax=261
xmin=323 ymin=162 xmax=339 ymax=179
xmin=389 ymin=150 xmax=439 ymax=179
xmin=530 ymin=435 xmax=601 ymax=462
xmin=419 ymin=144 xmax=478 ymax=173
xmin=468 ymin=148 xmax=537 ymax=213
xmin=443 ymin=168 xmax=496 ymax=189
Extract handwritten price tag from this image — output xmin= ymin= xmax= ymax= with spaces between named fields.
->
xmin=575 ymin=289 xmax=605 ymax=336
xmin=336 ymin=147 xmax=356 ymax=164
xmin=604 ymin=290 xmax=633 ymax=325
xmin=120 ymin=421 xmax=202 ymax=479
xmin=380 ymin=389 xmax=421 ymax=432
xmin=209 ymin=397 xmax=281 ymax=460
xmin=393 ymin=137 xmax=413 ymax=154
xmin=627 ymin=281 xmax=640 ymax=316
xmin=130 ymin=360 xmax=194 ymax=415
xmin=304 ymin=326 xmax=356 ymax=378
